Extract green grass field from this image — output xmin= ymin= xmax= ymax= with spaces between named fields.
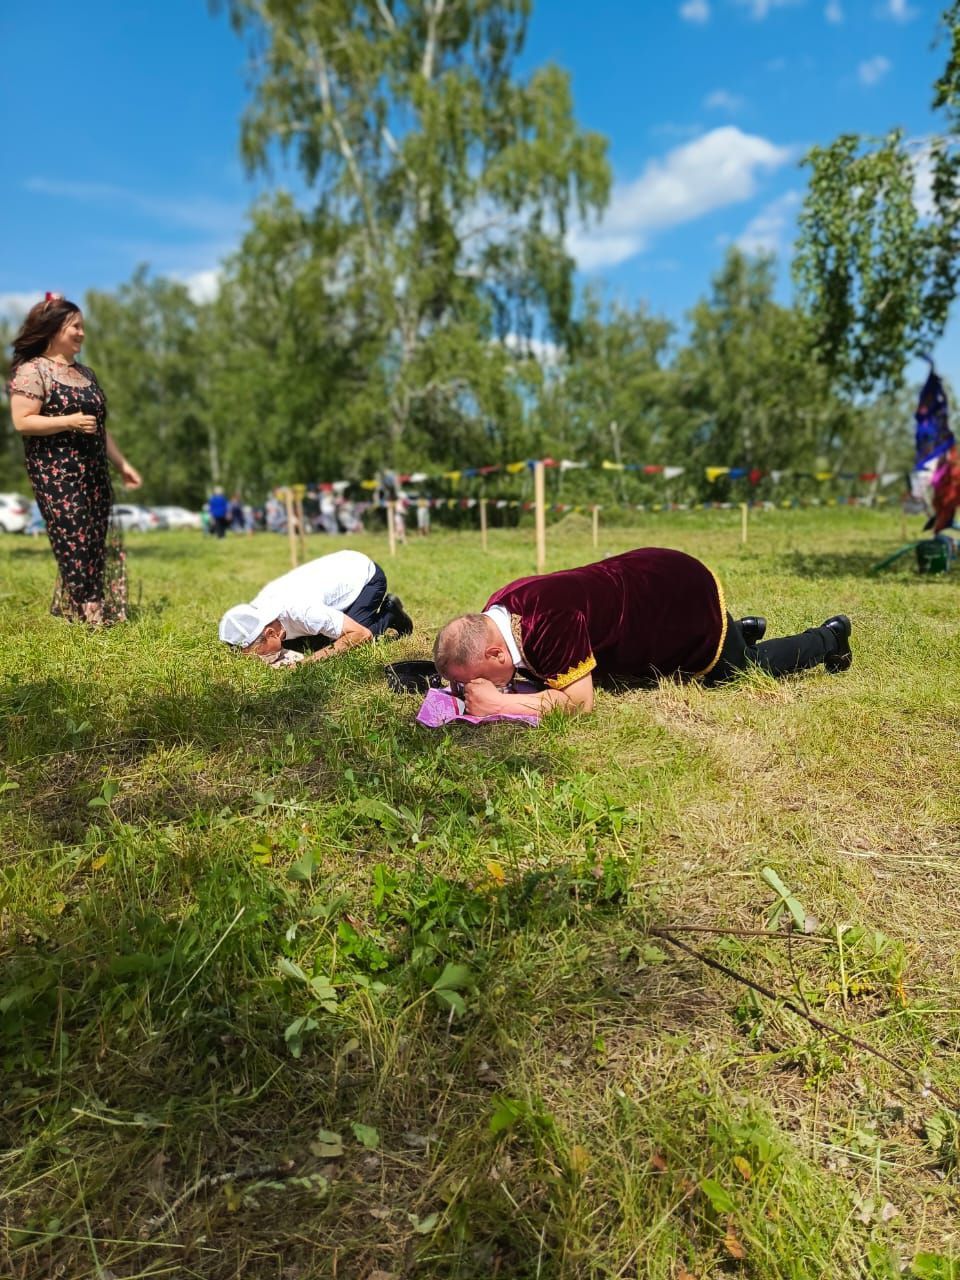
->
xmin=2 ymin=510 xmax=958 ymax=1280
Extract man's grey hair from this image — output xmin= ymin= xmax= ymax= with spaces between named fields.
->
xmin=433 ymin=613 xmax=493 ymax=676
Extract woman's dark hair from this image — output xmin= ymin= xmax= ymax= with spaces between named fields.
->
xmin=10 ymin=297 xmax=82 ymax=373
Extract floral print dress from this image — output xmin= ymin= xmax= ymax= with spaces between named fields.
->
xmin=8 ymin=357 xmax=126 ymax=624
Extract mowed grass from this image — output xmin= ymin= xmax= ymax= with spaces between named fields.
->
xmin=1 ymin=509 xmax=958 ymax=1280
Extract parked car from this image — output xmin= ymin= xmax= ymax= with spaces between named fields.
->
xmin=151 ymin=505 xmax=202 ymax=530
xmin=0 ymin=493 xmax=30 ymax=533
xmin=111 ymin=503 xmax=163 ymax=533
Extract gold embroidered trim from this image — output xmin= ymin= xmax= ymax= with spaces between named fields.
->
xmin=546 ymin=654 xmax=597 ymax=690
xmin=510 ymin=612 xmax=525 ymax=657
xmin=693 ymin=568 xmax=727 ymax=678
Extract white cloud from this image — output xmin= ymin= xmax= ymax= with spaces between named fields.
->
xmin=22 ymin=178 xmax=243 ymax=234
xmin=0 ymin=292 xmax=40 ymax=320
xmin=501 ymin=333 xmax=562 ymax=366
xmin=179 ymin=268 xmax=221 ymax=304
xmin=858 ymin=55 xmax=891 ymax=85
xmin=704 ymin=89 xmax=745 ymax=112
xmin=825 ymin=1 xmax=843 ymax=22
xmin=568 ymin=126 xmax=793 ymax=270
xmin=735 ymin=0 xmax=800 ymax=17
xmin=679 ymin=0 xmax=710 ymax=22
xmin=568 ymin=231 xmax=645 ymax=271
xmin=737 ymin=189 xmax=801 ymax=254
xmin=877 ymin=0 xmax=916 ymax=21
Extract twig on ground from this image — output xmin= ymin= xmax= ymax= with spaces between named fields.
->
xmin=654 ymin=923 xmax=830 ymax=943
xmin=141 ymin=1160 xmax=297 ymax=1238
xmin=651 ymin=928 xmax=960 ymax=1114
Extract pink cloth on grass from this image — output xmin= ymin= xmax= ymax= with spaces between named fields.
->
xmin=416 ymin=687 xmax=539 ymax=728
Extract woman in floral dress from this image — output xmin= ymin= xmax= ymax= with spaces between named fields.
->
xmin=8 ymin=295 xmax=142 ymax=625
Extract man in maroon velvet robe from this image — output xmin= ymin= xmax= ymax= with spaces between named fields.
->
xmin=433 ymin=548 xmax=852 ymax=717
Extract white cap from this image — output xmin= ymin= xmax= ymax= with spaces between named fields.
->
xmin=219 ymin=603 xmax=269 ymax=648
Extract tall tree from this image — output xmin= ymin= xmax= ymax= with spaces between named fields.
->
xmin=793 ymin=3 xmax=960 ymax=394
xmin=0 ymin=316 xmax=27 ymax=492
xmin=217 ymin=0 xmax=609 ymax=466
xmin=675 ymin=248 xmax=859 ymax=490
xmin=83 ymin=271 xmax=211 ymax=506
xmin=537 ymin=291 xmax=675 ymax=491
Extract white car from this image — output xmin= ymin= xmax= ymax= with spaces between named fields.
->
xmin=112 ymin=503 xmax=162 ymax=533
xmin=151 ymin=505 xmax=202 ymax=530
xmin=0 ymin=493 xmax=30 ymax=533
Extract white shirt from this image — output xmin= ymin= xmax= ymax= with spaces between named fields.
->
xmin=484 ymin=604 xmax=524 ymax=667
xmin=252 ymin=550 xmax=377 ymax=640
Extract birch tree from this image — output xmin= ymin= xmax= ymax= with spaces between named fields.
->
xmin=217 ymin=0 xmax=609 ymax=464
xmin=793 ymin=3 xmax=960 ymax=394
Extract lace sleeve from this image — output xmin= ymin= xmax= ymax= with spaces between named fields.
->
xmin=8 ymin=360 xmax=47 ymax=402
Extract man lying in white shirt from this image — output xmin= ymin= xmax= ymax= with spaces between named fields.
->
xmin=218 ymin=550 xmax=413 ymax=665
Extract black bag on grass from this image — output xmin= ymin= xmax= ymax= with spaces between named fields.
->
xmin=384 ymin=659 xmax=443 ymax=694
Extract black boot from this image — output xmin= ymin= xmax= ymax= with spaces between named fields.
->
xmin=822 ymin=615 xmax=852 ymax=673
xmin=381 ymin=593 xmax=414 ymax=637
xmin=739 ymin=615 xmax=767 ymax=645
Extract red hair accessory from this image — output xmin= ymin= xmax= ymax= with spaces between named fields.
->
xmin=44 ymin=291 xmax=63 ymax=303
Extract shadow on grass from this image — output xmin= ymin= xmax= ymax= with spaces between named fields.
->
xmin=3 ymin=669 xmax=569 ymax=853
xmin=2 ymin=674 xmax=336 ymax=757
xmin=0 ymin=858 xmax=691 ymax=1279
xmin=785 ymin=547 xmax=944 ymax=580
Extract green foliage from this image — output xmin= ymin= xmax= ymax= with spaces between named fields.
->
xmin=84 ymin=268 xmax=212 ymax=504
xmin=676 ymin=248 xmax=866 ymax=493
xmin=762 ymin=865 xmax=807 ymax=930
xmin=538 ymin=290 xmax=676 ymax=480
xmin=215 ymin=0 xmax=609 ymax=466
xmin=794 ymin=6 xmax=960 ymax=393
xmin=911 ymin=1256 xmax=960 ymax=1280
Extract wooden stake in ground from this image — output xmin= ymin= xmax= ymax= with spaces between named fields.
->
xmin=480 ymin=496 xmax=488 ymax=552
xmin=293 ymin=484 xmax=307 ymax=561
xmin=740 ymin=502 xmax=748 ymax=545
xmin=592 ymin=504 xmax=599 ymax=550
xmin=282 ymin=488 xmax=297 ymax=568
xmin=534 ymin=460 xmax=546 ymax=573
xmin=386 ymin=500 xmax=397 ymax=557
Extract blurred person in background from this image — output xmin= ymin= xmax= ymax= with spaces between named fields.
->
xmin=265 ymin=490 xmax=285 ymax=533
xmin=318 ymin=486 xmax=339 ymax=534
xmin=7 ymin=294 xmax=142 ymax=625
xmin=25 ymin=498 xmax=45 ymax=536
xmin=229 ymin=491 xmax=248 ymax=534
xmin=393 ymin=489 xmax=408 ymax=544
xmin=416 ymin=496 xmax=431 ymax=537
xmin=208 ymin=486 xmax=229 ymax=537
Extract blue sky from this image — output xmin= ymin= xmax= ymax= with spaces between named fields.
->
xmin=0 ymin=0 xmax=955 ymax=383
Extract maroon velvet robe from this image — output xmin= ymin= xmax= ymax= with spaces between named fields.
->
xmin=484 ymin=548 xmax=727 ymax=689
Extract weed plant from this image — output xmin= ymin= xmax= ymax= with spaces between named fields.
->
xmin=1 ymin=510 xmax=958 ymax=1278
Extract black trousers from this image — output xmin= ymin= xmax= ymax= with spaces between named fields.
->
xmin=344 ymin=563 xmax=392 ymax=635
xmin=285 ymin=563 xmax=392 ymax=652
xmin=704 ymin=612 xmax=840 ymax=685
